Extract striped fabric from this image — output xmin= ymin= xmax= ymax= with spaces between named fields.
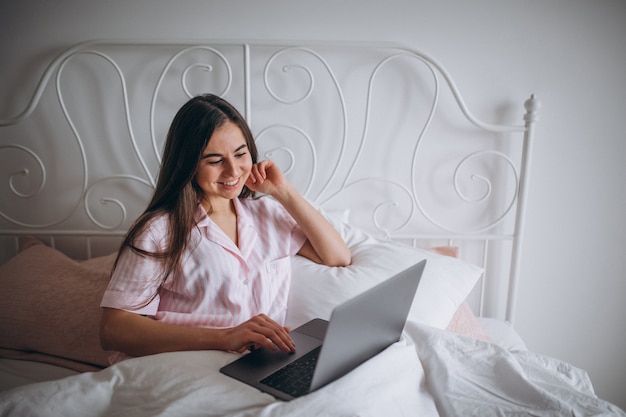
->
xmin=101 ymin=197 xmax=307 ymax=332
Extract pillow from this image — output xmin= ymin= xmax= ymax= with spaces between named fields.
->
xmin=425 ymin=246 xmax=492 ymax=342
xmin=286 ymin=219 xmax=484 ymax=330
xmin=476 ymin=317 xmax=527 ymax=351
xmin=446 ymin=301 xmax=492 ymax=342
xmin=0 ymin=236 xmax=116 ymax=371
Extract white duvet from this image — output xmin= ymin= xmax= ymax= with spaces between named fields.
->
xmin=1 ymin=322 xmax=622 ymax=417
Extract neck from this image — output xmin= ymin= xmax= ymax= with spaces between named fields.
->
xmin=202 ymin=197 xmax=235 ymax=217
xmin=203 ymin=198 xmax=239 ymax=246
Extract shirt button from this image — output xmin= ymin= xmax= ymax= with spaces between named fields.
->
xmin=243 ymin=279 xmax=249 ymax=285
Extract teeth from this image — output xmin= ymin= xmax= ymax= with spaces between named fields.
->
xmin=224 ymin=179 xmax=238 ymax=186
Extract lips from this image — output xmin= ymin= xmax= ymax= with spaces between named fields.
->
xmin=220 ymin=178 xmax=240 ymax=187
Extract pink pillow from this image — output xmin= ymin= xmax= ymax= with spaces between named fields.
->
xmin=446 ymin=301 xmax=492 ymax=342
xmin=428 ymin=246 xmax=492 ymax=342
xmin=0 ymin=237 xmax=116 ymax=371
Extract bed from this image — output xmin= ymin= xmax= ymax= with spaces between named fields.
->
xmin=0 ymin=40 xmax=623 ymax=416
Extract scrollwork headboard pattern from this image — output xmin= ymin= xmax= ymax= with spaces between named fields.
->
xmin=0 ymin=41 xmax=539 ymax=322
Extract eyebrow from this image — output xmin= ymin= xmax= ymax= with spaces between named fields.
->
xmin=202 ymin=144 xmax=248 ymax=159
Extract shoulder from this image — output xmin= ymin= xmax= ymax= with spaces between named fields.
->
xmin=237 ymin=197 xmax=298 ymax=237
xmin=130 ymin=211 xmax=170 ymax=251
xmin=238 ymin=197 xmax=296 ymax=227
xmin=238 ymin=196 xmax=285 ymax=217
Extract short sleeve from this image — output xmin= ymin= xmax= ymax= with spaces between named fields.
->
xmin=100 ymin=219 xmax=167 ymax=316
xmin=289 ymin=223 xmax=307 ymax=255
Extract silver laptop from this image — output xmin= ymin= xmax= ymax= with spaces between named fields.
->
xmin=219 ymin=259 xmax=426 ymax=400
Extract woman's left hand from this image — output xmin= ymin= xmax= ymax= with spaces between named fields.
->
xmin=245 ymin=160 xmax=288 ymax=197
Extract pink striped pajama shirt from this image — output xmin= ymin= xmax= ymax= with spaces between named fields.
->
xmin=100 ymin=197 xmax=307 ymax=363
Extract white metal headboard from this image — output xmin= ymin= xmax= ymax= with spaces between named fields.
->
xmin=0 ymin=40 xmax=539 ymax=323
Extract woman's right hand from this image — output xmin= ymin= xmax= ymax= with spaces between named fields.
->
xmin=222 ymin=314 xmax=296 ymax=353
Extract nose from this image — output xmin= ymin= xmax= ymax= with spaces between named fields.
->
xmin=223 ymin=157 xmax=240 ymax=177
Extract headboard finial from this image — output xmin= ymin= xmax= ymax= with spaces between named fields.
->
xmin=523 ymin=94 xmax=541 ymax=123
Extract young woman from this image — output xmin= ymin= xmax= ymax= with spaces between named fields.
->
xmin=100 ymin=94 xmax=351 ymax=363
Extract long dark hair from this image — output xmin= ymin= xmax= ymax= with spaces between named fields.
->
xmin=112 ymin=94 xmax=258 ymax=300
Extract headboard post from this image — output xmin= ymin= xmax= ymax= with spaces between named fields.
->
xmin=506 ymin=94 xmax=541 ymax=324
xmin=243 ymin=43 xmax=252 ymax=124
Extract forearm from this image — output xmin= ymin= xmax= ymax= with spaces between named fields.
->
xmin=100 ymin=308 xmax=296 ymax=357
xmin=100 ymin=308 xmax=225 ymax=357
xmin=273 ymin=183 xmax=351 ymax=267
xmin=247 ymin=160 xmax=351 ymax=266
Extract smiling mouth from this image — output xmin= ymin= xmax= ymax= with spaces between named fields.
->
xmin=220 ymin=178 xmax=239 ymax=187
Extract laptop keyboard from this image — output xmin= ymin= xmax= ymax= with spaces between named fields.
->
xmin=260 ymin=346 xmax=322 ymax=398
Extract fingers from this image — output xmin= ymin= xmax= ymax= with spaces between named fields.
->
xmin=249 ymin=315 xmax=295 ymax=353
xmin=253 ymin=160 xmax=272 ymax=180
xmin=227 ymin=314 xmax=295 ymax=353
xmin=246 ymin=160 xmax=289 ymax=197
xmin=245 ymin=161 xmax=268 ymax=189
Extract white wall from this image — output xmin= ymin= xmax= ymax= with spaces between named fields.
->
xmin=2 ymin=0 xmax=625 ymax=409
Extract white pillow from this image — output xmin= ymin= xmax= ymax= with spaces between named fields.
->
xmin=286 ymin=219 xmax=483 ymax=330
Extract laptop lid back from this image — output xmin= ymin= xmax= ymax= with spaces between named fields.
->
xmin=309 ymin=259 xmax=426 ymax=391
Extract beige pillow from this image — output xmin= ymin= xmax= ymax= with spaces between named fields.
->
xmin=0 ymin=237 xmax=116 ymax=371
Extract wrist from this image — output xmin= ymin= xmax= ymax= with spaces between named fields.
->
xmin=271 ymin=182 xmax=297 ymax=204
xmin=197 ymin=327 xmax=228 ymax=351
xmin=212 ymin=328 xmax=230 ymax=351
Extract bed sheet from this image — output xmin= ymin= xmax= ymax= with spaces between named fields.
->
xmin=0 ymin=302 xmax=523 ymax=394
xmin=1 ymin=322 xmax=622 ymax=417
xmin=0 ymin=358 xmax=78 ymax=392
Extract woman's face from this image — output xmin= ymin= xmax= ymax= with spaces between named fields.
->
xmin=195 ymin=121 xmax=253 ymax=208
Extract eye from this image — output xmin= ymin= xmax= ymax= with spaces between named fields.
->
xmin=235 ymin=152 xmax=247 ymax=158
xmin=207 ymin=159 xmax=223 ymax=165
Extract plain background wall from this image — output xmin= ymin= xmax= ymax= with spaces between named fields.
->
xmin=1 ymin=0 xmax=625 ymax=409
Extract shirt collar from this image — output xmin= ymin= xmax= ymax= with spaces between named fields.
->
xmin=194 ymin=199 xmax=258 ymax=259
xmin=195 ymin=203 xmax=211 ymax=228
